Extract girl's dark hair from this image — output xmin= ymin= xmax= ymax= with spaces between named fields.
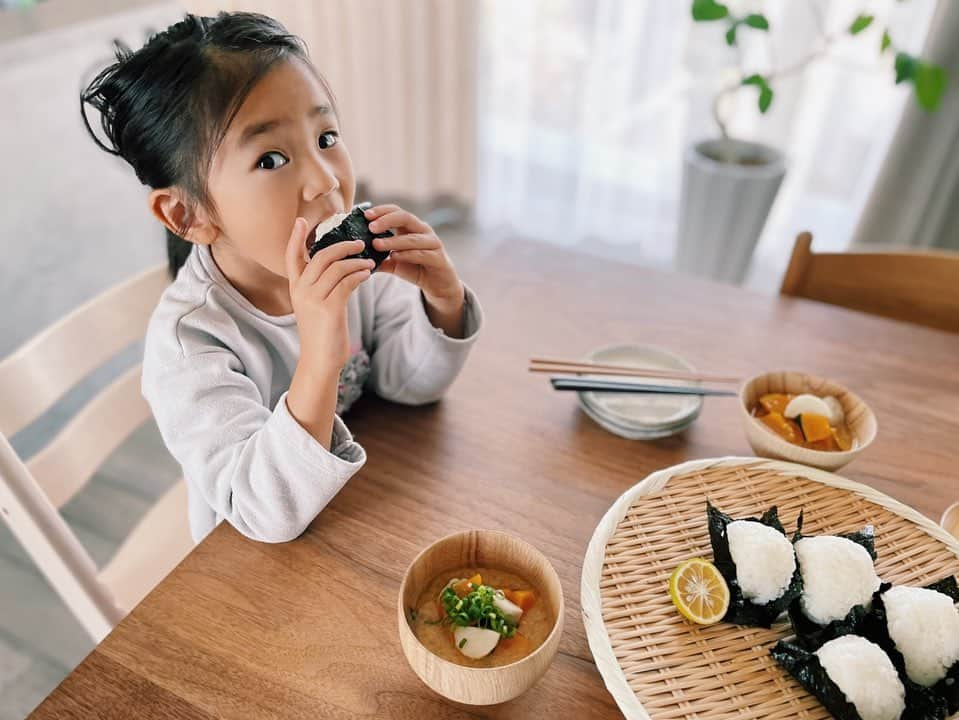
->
xmin=81 ymin=12 xmax=326 ymax=278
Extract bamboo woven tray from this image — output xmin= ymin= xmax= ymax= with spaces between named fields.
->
xmin=581 ymin=457 xmax=959 ymax=720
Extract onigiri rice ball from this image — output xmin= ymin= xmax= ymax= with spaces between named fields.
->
xmin=727 ymin=519 xmax=797 ymax=605
xmin=795 ymin=535 xmax=881 ymax=625
xmin=883 ymin=585 xmax=959 ymax=687
xmin=815 ymin=635 xmax=906 ymax=720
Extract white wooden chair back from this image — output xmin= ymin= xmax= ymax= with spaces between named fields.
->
xmin=0 ymin=264 xmax=193 ymax=642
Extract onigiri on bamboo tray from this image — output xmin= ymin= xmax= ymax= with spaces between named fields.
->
xmin=581 ymin=457 xmax=959 ymax=720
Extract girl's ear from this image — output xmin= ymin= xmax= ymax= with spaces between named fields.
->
xmin=148 ymin=188 xmax=220 ymax=246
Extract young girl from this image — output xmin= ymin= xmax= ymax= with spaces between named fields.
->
xmin=80 ymin=12 xmax=483 ymax=543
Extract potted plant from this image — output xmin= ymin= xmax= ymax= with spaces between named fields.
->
xmin=675 ymin=0 xmax=947 ymax=284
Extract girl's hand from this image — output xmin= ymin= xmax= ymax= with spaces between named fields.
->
xmin=285 ymin=217 xmax=373 ymax=370
xmin=364 ymin=204 xmax=466 ymax=336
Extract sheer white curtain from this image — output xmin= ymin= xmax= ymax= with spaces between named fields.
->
xmin=476 ymin=0 xmax=938 ymax=289
xmin=853 ymin=0 xmax=959 ymax=251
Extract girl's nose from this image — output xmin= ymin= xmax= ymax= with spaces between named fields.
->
xmin=302 ymin=154 xmax=339 ymax=201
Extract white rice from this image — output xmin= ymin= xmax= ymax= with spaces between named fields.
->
xmin=883 ymin=585 xmax=959 ymax=687
xmin=815 ymin=635 xmax=905 ymax=720
xmin=313 ymin=212 xmax=348 ymax=242
xmin=726 ymin=520 xmax=796 ymax=605
xmin=795 ymin=535 xmax=881 ymax=625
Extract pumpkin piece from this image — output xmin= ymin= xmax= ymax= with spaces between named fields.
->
xmin=832 ymin=425 xmax=854 ymax=451
xmin=759 ymin=393 xmax=792 ymax=415
xmin=452 ymin=573 xmax=483 ymax=598
xmin=504 ymin=589 xmax=537 ymax=611
xmin=799 ymin=413 xmax=833 ymax=443
xmin=759 ymin=412 xmax=803 ymax=445
xmin=806 ymin=435 xmax=838 ymax=452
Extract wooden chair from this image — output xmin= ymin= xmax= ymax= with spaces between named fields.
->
xmin=0 ymin=264 xmax=193 ymax=643
xmin=780 ymin=232 xmax=959 ymax=334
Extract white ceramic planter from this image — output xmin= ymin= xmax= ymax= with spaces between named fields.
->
xmin=675 ymin=138 xmax=786 ymax=284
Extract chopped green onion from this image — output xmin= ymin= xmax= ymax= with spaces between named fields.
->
xmin=440 ymin=580 xmax=519 ymax=638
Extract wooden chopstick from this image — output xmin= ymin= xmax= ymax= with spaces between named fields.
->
xmin=529 ymin=357 xmax=741 ymax=384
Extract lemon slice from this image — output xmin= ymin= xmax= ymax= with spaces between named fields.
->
xmin=669 ymin=558 xmax=730 ymax=625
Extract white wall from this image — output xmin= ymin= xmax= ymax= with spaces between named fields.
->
xmin=0 ymin=2 xmax=182 ymax=456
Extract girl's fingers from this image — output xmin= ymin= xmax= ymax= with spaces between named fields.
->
xmin=387 ymin=248 xmax=447 ymax=267
xmin=372 ymin=233 xmax=441 ymax=252
xmin=301 ymin=239 xmax=365 ymax=285
xmin=314 ymin=257 xmax=375 ymax=297
xmin=363 ymin=204 xmax=401 ymax=220
xmin=366 ymin=208 xmax=430 ymax=235
xmin=285 ymin=217 xmax=310 ymax=282
xmin=328 ymin=267 xmax=372 ymax=304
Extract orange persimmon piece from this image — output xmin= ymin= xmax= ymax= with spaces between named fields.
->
xmin=504 ymin=589 xmax=537 ymax=611
xmin=759 ymin=412 xmax=802 ymax=445
xmin=800 ymin=413 xmax=833 ymax=443
xmin=759 ymin=393 xmax=791 ymax=415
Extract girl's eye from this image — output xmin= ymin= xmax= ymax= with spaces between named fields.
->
xmin=256 ymin=151 xmax=288 ymax=170
xmin=318 ymin=131 xmax=339 ymax=150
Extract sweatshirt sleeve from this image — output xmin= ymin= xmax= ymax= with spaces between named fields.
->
xmin=365 ymin=274 xmax=484 ymax=405
xmin=143 ymin=350 xmax=366 ymax=543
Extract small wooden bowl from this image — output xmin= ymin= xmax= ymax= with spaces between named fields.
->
xmin=397 ymin=530 xmax=564 ymax=705
xmin=941 ymin=501 xmax=959 ymax=539
xmin=739 ymin=371 xmax=877 ymax=471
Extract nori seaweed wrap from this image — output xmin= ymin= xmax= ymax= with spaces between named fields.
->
xmin=772 ymin=637 xmax=948 ymax=720
xmin=706 ymin=501 xmax=802 ymax=627
xmin=859 ymin=577 xmax=959 ymax=715
xmin=307 ymin=205 xmax=391 ymax=269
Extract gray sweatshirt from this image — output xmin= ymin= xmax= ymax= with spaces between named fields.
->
xmin=142 ymin=244 xmax=482 ymax=543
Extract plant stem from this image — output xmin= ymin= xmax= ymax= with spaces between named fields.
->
xmin=768 ymin=42 xmax=832 ymax=82
xmin=712 ymin=83 xmax=736 ymax=141
xmin=712 ymin=0 xmax=842 ymax=140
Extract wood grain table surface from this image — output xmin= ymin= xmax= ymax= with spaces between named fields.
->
xmin=30 ymin=240 xmax=959 ymax=719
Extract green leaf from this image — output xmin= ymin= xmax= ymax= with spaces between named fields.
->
xmin=759 ymin=86 xmax=774 ymax=113
xmin=880 ymin=30 xmax=892 ymax=53
xmin=691 ymin=0 xmax=729 ymax=21
xmin=742 ymin=75 xmax=774 ymax=112
xmin=743 ymin=13 xmax=770 ymax=30
xmin=895 ymin=52 xmax=919 ymax=84
xmin=913 ymin=63 xmax=947 ymax=111
xmin=849 ymin=14 xmax=874 ymax=35
xmin=726 ymin=24 xmax=738 ymax=46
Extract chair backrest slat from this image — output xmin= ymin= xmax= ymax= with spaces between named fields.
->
xmin=0 ymin=264 xmax=168 ymax=437
xmin=28 ymin=364 xmax=152 ymax=508
xmin=781 ymin=232 xmax=959 ymax=334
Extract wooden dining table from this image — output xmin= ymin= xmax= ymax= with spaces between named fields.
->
xmin=30 ymin=240 xmax=959 ymax=719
